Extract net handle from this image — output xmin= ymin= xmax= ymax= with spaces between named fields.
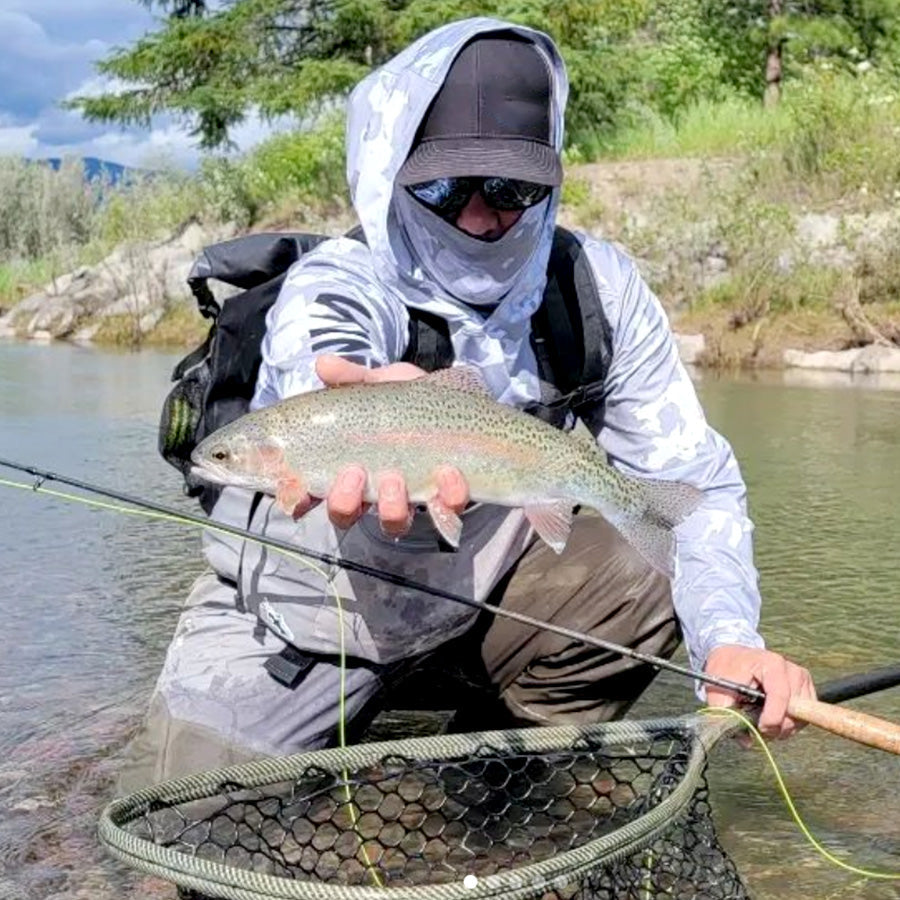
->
xmin=787 ymin=696 xmax=900 ymax=754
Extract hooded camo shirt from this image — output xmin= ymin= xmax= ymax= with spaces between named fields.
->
xmin=251 ymin=18 xmax=765 ymax=673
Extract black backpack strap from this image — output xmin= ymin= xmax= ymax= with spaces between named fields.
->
xmin=531 ymin=227 xmax=613 ymax=417
xmin=532 ymin=230 xmax=583 ymax=394
xmin=264 ymin=644 xmax=318 ymax=689
xmin=344 ymin=223 xmax=367 ymax=243
xmin=402 ymin=308 xmax=455 ymax=373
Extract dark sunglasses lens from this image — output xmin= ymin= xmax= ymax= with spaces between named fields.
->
xmin=482 ymin=178 xmax=551 ymax=210
xmin=407 ymin=178 xmax=473 ymax=217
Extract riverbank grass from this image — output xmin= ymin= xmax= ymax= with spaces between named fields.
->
xmin=0 ymin=258 xmax=57 ymax=311
xmin=2 ymin=71 xmax=899 ymax=360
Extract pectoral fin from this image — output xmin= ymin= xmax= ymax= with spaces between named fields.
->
xmin=275 ymin=474 xmax=308 ymax=516
xmin=426 ymin=496 xmax=463 ymax=548
xmin=524 ymin=501 xmax=574 ymax=554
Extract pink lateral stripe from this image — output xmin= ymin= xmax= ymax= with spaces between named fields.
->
xmin=348 ymin=430 xmax=539 ymax=464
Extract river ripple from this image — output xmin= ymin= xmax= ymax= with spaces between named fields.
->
xmin=0 ymin=344 xmax=898 ymax=899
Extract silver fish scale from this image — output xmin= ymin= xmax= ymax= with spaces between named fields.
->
xmin=246 ymin=380 xmax=628 ymax=510
xmin=194 ymin=378 xmax=703 ymax=574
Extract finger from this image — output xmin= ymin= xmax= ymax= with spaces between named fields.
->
xmin=435 ymin=466 xmax=469 ymax=513
xmin=703 ymin=685 xmax=740 ymax=709
xmin=704 ymin=686 xmax=756 ymax=749
xmin=757 ymin=659 xmax=792 ymax=738
xmin=326 ymin=465 xmax=368 ymax=530
xmin=364 ymin=362 xmax=426 ymax=383
xmin=316 ymin=355 xmax=370 ymax=386
xmin=377 ymin=472 xmax=413 ymax=537
xmin=778 ymin=667 xmax=817 ymax=739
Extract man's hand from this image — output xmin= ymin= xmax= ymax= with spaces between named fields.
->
xmin=290 ymin=355 xmax=469 ymax=537
xmin=704 ymin=645 xmax=816 ymax=740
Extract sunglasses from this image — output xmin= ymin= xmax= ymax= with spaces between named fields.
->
xmin=406 ymin=177 xmax=552 ymax=220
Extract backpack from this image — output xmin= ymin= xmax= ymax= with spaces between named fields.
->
xmin=159 ymin=225 xmax=612 ymax=512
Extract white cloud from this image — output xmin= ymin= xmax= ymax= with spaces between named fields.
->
xmin=11 ymin=109 xmax=301 ymax=172
xmin=0 ymin=10 xmax=107 ymax=64
xmin=0 ymin=6 xmax=297 ymax=171
xmin=0 ymin=123 xmax=39 ymax=157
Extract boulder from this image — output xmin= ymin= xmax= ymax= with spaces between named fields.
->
xmin=0 ymin=220 xmax=237 ymax=341
xmin=783 ymin=344 xmax=900 ymax=372
xmin=783 ymin=347 xmax=861 ymax=371
xmin=674 ymin=333 xmax=706 ymax=365
xmin=850 ymin=343 xmax=900 ymax=373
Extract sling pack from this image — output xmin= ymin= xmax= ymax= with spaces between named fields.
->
xmin=158 ymin=225 xmax=612 ymax=512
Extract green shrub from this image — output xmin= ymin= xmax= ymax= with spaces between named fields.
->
xmin=700 ymin=264 xmax=845 ymax=319
xmin=96 ymin=170 xmax=203 ymax=247
xmin=0 ymin=158 xmax=100 ymax=262
xmin=0 ymin=257 xmax=56 ymax=309
xmin=780 ymin=69 xmax=900 ymax=199
xmin=241 ymin=116 xmax=349 ymax=217
xmin=198 ymin=156 xmax=259 ymax=227
xmin=585 ymin=91 xmax=795 ymax=160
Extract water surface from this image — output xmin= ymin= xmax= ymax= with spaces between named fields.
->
xmin=0 ymin=343 xmax=898 ymax=899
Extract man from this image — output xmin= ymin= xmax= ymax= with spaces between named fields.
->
xmin=120 ymin=18 xmax=814 ymax=792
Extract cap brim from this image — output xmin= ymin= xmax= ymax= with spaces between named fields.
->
xmin=396 ymin=138 xmax=563 ymax=187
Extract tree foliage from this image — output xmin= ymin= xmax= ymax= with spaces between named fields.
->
xmin=137 ymin=0 xmax=208 ymax=16
xmin=69 ymin=0 xmax=900 ymax=150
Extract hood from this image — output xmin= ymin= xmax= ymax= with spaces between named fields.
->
xmin=345 ymin=18 xmax=569 ymax=406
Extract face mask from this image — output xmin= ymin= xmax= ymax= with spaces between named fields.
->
xmin=394 ymin=188 xmax=548 ymax=307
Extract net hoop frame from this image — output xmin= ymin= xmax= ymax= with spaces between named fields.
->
xmin=99 ymin=714 xmax=736 ymax=900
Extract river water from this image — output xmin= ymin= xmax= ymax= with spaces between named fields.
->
xmin=0 ymin=342 xmax=898 ymax=900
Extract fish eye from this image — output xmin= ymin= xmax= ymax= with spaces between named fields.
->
xmin=212 ymin=449 xmax=229 ymax=461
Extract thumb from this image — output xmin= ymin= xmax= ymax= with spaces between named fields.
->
xmin=316 ymin=355 xmax=425 ymax=386
xmin=315 ymin=354 xmax=369 ymax=386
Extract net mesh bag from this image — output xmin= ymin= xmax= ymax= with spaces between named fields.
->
xmin=100 ymin=715 xmax=749 ymax=900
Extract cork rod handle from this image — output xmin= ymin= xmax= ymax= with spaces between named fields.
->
xmin=787 ymin=696 xmax=900 ymax=755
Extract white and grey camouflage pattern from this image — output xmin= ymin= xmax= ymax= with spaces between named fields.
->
xmin=247 ymin=17 xmax=764 ymax=674
xmin=254 ymin=17 xmax=565 ymax=409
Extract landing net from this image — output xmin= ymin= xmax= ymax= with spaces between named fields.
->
xmin=100 ymin=715 xmax=749 ymax=900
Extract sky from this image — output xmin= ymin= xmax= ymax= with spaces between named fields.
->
xmin=0 ymin=0 xmax=279 ymax=169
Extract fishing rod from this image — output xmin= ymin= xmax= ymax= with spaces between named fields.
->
xmin=5 ymin=455 xmax=900 ymax=754
xmin=1 ymin=455 xmax=763 ymax=700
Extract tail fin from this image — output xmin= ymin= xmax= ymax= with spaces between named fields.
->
xmin=609 ymin=478 xmax=704 ymax=579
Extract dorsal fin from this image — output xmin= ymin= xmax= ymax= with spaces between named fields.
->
xmin=422 ymin=365 xmax=492 ymax=395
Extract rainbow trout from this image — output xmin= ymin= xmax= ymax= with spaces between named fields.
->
xmin=191 ymin=367 xmax=703 ymax=576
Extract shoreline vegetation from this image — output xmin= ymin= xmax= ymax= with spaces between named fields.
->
xmin=2 ymin=29 xmax=900 ymax=371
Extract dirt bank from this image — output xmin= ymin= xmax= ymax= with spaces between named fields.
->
xmin=2 ymin=155 xmax=898 ymax=370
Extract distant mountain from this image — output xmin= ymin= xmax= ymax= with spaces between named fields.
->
xmin=41 ymin=156 xmax=135 ymax=185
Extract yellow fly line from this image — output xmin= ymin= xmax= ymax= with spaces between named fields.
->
xmin=0 ymin=474 xmax=385 ymax=886
xmin=701 ymin=707 xmax=900 ymax=882
xmin=2 ymin=473 xmax=899 ymax=887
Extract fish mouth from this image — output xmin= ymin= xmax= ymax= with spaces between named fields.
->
xmin=190 ymin=464 xmax=274 ymax=494
xmin=190 ymin=464 xmax=232 ymax=486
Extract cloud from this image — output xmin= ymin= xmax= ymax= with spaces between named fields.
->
xmin=1 ymin=0 xmax=157 ymax=45
xmin=0 ymin=11 xmax=107 ymax=123
xmin=32 ymin=107 xmax=109 ymax=147
xmin=0 ymin=122 xmax=39 ymax=157
xmin=0 ymin=3 xmax=293 ymax=170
